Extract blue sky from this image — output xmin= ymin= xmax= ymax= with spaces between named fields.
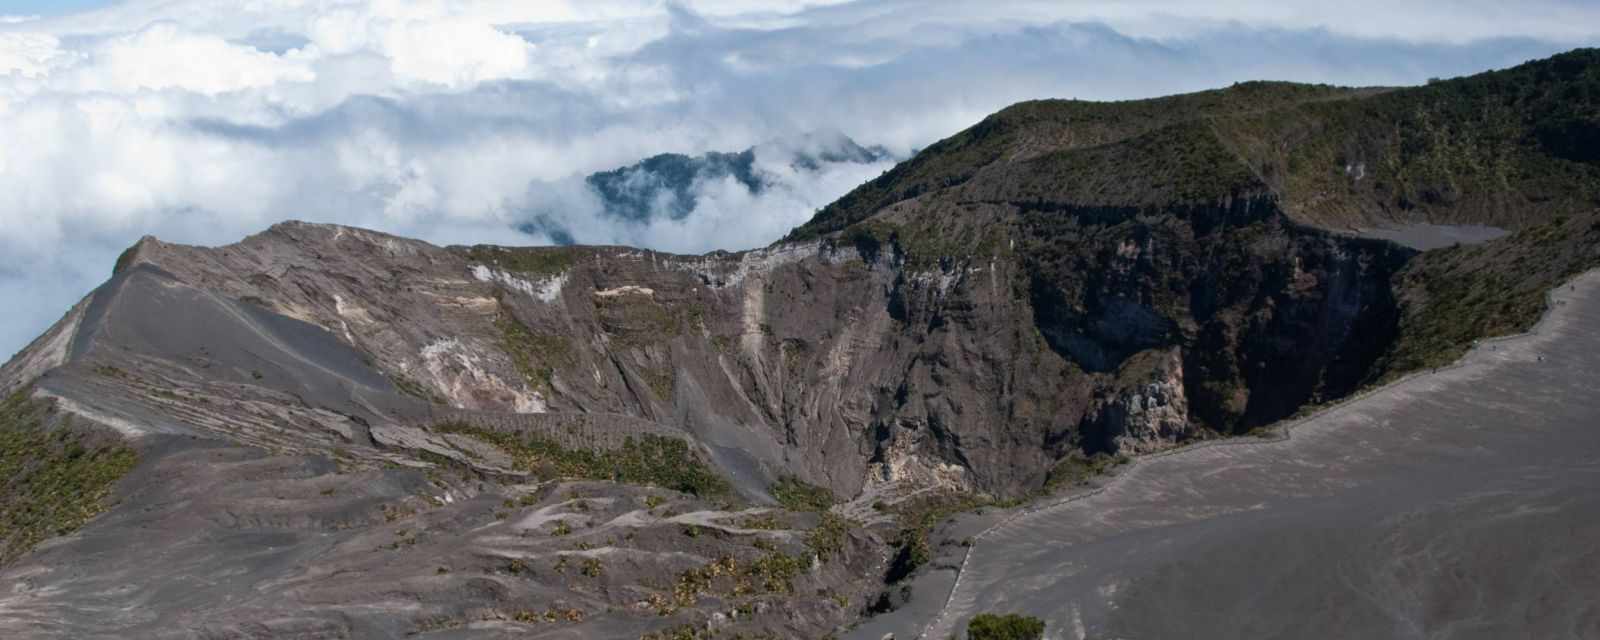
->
xmin=0 ymin=0 xmax=110 ymax=17
xmin=0 ymin=0 xmax=1596 ymax=358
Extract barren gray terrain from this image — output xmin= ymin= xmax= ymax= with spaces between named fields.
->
xmin=903 ymin=271 xmax=1600 ymax=639
xmin=0 ymin=242 xmax=882 ymax=639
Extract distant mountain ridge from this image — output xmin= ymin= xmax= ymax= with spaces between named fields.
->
xmin=590 ymin=132 xmax=891 ymax=223
xmin=519 ymin=131 xmax=892 ymax=244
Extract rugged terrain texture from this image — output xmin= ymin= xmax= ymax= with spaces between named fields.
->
xmin=907 ymin=267 xmax=1600 ymax=640
xmin=0 ymin=242 xmax=887 ymax=639
xmin=0 ymin=50 xmax=1596 ymax=638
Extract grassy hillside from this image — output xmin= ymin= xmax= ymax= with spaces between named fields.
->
xmin=1219 ymin=48 xmax=1600 ymax=229
xmin=1378 ymin=211 xmax=1600 ymax=378
xmin=1 ymin=390 xmax=137 ymax=566
xmin=787 ymin=81 xmax=1371 ymax=240
xmin=791 ymin=48 xmax=1600 ymax=241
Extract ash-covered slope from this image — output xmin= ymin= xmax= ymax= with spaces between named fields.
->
xmin=1 ymin=49 xmax=1598 ymax=639
xmin=0 ymin=227 xmax=889 ymax=639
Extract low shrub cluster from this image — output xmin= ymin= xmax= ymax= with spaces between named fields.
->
xmin=967 ymin=613 xmax=1045 ymax=640
xmin=0 ymin=389 xmax=137 ymax=566
xmin=436 ymin=422 xmax=729 ymax=497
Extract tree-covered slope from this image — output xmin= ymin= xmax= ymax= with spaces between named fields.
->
xmin=788 ymin=81 xmax=1375 ymax=240
xmin=1218 ymin=48 xmax=1600 ymax=229
xmin=793 ymin=48 xmax=1600 ymax=241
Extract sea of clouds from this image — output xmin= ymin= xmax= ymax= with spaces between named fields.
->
xmin=0 ymin=0 xmax=1595 ymax=357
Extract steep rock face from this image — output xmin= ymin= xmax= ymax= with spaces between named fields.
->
xmin=76 ymin=224 xmax=972 ymax=498
xmin=1081 ymin=348 xmax=1192 ymax=454
xmin=1022 ymin=202 xmax=1410 ymax=433
xmin=821 ymin=112 xmax=1415 ymax=478
xmin=64 ymin=221 xmax=1102 ymax=499
xmin=14 ymin=205 xmax=1402 ymax=507
xmin=17 ymin=169 xmax=1410 ymax=505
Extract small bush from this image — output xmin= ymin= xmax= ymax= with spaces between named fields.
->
xmin=804 ymin=512 xmax=853 ymax=561
xmin=967 ymin=613 xmax=1045 ymax=640
xmin=1043 ymin=451 xmax=1126 ymax=492
xmin=771 ymin=476 xmax=835 ymax=512
xmin=434 ymin=423 xmax=730 ymax=497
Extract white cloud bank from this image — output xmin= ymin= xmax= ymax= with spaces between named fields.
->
xmin=0 ymin=0 xmax=1596 ymax=357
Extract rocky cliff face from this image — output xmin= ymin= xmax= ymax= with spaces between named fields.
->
xmin=0 ymin=105 xmax=1424 ymax=508
xmin=12 ymin=189 xmax=1405 ymax=505
xmin=56 ymin=220 xmax=1068 ymax=499
xmin=1081 ymin=347 xmax=1192 ymax=454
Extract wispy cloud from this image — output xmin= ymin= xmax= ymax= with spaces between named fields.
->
xmin=0 ymin=0 xmax=1595 ymax=357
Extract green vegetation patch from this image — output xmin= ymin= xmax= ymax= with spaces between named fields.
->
xmin=884 ymin=491 xmax=991 ymax=583
xmin=734 ymin=512 xmax=782 ymax=530
xmin=1003 ymin=119 xmax=1264 ymax=207
xmin=789 ymin=80 xmax=1361 ymax=241
xmin=637 ymin=365 xmax=674 ymax=402
xmin=496 ymin=310 xmax=575 ymax=392
xmin=0 ymin=389 xmax=138 ymax=566
xmin=648 ymin=550 xmax=811 ymax=616
xmin=1211 ymin=49 xmax=1600 ymax=228
xmin=1377 ymin=213 xmax=1600 ymax=379
xmin=1042 ymin=451 xmax=1130 ymax=493
xmin=435 ymin=422 xmax=728 ymax=497
xmin=967 ymin=613 xmax=1046 ymax=640
xmin=744 ymin=550 xmax=808 ymax=593
xmin=803 ymin=511 xmax=852 ymax=562
xmin=839 ymin=216 xmax=1014 ymax=271
xmin=794 ymin=50 xmax=1600 ymax=249
xmin=640 ymin=623 xmax=708 ymax=640
xmin=595 ymin=295 xmax=685 ymax=347
xmin=459 ymin=245 xmax=580 ymax=278
xmin=770 ymin=475 xmax=835 ymax=512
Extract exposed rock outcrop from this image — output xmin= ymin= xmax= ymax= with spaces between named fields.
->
xmin=1083 ymin=348 xmax=1192 ymax=455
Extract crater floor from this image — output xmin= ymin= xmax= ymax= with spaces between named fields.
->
xmin=913 ymin=270 xmax=1600 ymax=640
xmin=1357 ymin=223 xmax=1510 ymax=251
